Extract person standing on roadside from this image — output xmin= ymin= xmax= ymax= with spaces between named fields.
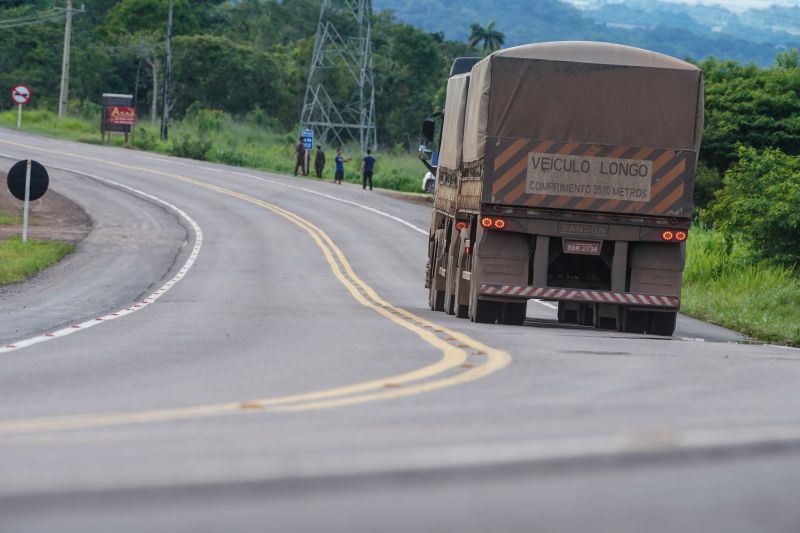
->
xmin=293 ymin=136 xmax=306 ymax=176
xmin=361 ymin=148 xmax=376 ymax=190
xmin=314 ymin=145 xmax=326 ymax=179
xmin=334 ymin=148 xmax=350 ymax=185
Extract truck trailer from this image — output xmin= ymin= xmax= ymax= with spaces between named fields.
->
xmin=421 ymin=42 xmax=704 ymax=336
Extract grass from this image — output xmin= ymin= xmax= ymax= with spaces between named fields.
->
xmin=0 ymin=236 xmax=74 ymax=285
xmin=0 ymin=108 xmax=426 ymax=194
xmin=682 ymin=226 xmax=800 ymax=346
xmin=0 ymin=212 xmax=20 ymax=225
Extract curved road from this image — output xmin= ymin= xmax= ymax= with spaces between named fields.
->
xmin=1 ymin=129 xmax=799 ymax=533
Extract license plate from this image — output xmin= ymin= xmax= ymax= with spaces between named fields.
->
xmin=563 ymin=239 xmax=602 ymax=255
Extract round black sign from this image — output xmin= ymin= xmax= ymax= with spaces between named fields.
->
xmin=7 ymin=160 xmax=49 ymax=202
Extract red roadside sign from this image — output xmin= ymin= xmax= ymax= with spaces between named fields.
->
xmin=10 ymin=85 xmax=31 ymax=105
xmin=108 ymin=106 xmax=136 ymax=125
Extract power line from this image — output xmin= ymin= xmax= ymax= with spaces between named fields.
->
xmin=0 ymin=8 xmax=65 ymax=29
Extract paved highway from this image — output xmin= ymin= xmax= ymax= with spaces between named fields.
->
xmin=1 ymin=128 xmax=799 ymax=532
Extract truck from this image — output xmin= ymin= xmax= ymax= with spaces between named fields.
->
xmin=420 ymin=42 xmax=704 ymax=336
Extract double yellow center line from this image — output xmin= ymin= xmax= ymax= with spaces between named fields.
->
xmin=0 ymin=139 xmax=510 ymax=434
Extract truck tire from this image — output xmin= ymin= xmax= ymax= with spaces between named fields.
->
xmin=428 ymin=231 xmax=446 ymax=312
xmin=557 ymin=302 xmax=580 ymax=324
xmin=473 ymin=300 xmax=500 ymax=324
xmin=646 ymin=311 xmax=677 ymax=336
xmin=454 ymin=261 xmax=470 ymax=319
xmin=501 ymin=302 xmax=527 ymax=326
xmin=444 ymin=231 xmax=460 ymax=316
xmin=621 ymin=309 xmax=647 ymax=334
xmin=429 ymin=285 xmax=445 ymax=312
xmin=467 ymin=254 xmax=498 ymax=323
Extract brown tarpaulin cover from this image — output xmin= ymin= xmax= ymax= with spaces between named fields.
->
xmin=438 ymin=73 xmax=470 ymax=172
xmin=462 ymin=41 xmax=704 ymax=165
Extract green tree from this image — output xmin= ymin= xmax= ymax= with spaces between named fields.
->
xmin=706 ymin=146 xmax=800 ymax=264
xmin=171 ymin=35 xmax=290 ymax=120
xmin=372 ymin=19 xmax=448 ymax=147
xmin=700 ymin=55 xmax=800 ymax=171
xmin=103 ymin=0 xmax=199 ymax=37
xmin=776 ymin=48 xmax=799 ymax=69
xmin=468 ymin=21 xmax=505 ymax=52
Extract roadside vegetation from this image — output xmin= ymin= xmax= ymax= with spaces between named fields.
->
xmin=0 ymin=237 xmax=74 ymax=285
xmin=682 ymin=227 xmax=800 ymax=346
xmin=0 ymin=107 xmax=425 ymax=194
xmin=683 ymin=144 xmax=800 ymax=347
xmin=0 ymin=212 xmax=20 ymax=225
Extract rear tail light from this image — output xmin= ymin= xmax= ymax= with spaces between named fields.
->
xmin=480 ymin=216 xmax=507 ymax=230
xmin=455 ymin=221 xmax=469 ymax=231
xmin=661 ymin=230 xmax=688 ymax=241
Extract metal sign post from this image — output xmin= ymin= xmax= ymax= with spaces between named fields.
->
xmin=22 ymin=160 xmax=31 ymax=242
xmin=10 ymin=85 xmax=32 ymax=129
xmin=7 ymin=159 xmax=50 ymax=243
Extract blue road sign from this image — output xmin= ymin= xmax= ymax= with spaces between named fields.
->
xmin=301 ymin=129 xmax=314 ymax=150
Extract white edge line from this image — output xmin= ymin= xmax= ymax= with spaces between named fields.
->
xmin=0 ymin=161 xmax=203 ymax=354
xmin=143 ymin=156 xmax=429 ymax=235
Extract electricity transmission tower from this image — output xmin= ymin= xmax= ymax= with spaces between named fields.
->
xmin=300 ymin=0 xmax=376 ymax=151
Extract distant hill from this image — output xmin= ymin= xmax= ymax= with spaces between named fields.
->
xmin=374 ymin=0 xmax=799 ymax=65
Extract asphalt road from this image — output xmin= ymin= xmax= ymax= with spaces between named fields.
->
xmin=1 ymin=128 xmax=799 ymax=533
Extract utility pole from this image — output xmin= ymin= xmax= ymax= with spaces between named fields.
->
xmin=58 ymin=0 xmax=74 ymax=117
xmin=160 ymin=0 xmax=173 ymax=141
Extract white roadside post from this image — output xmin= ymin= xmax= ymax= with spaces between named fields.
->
xmin=22 ymin=160 xmax=32 ymax=243
xmin=17 ymin=104 xmax=22 ymax=129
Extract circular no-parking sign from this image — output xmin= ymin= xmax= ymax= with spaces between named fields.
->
xmin=10 ymin=85 xmax=32 ymax=105
xmin=7 ymin=160 xmax=49 ymax=202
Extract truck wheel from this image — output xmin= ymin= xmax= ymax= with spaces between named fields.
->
xmin=621 ymin=309 xmax=647 ymax=334
xmin=501 ymin=302 xmax=527 ymax=326
xmin=579 ymin=304 xmax=594 ymax=326
xmin=424 ymin=180 xmax=435 ymax=194
xmin=444 ymin=233 xmax=460 ymax=316
xmin=646 ymin=311 xmax=677 ymax=336
xmin=429 ymin=285 xmax=445 ymax=312
xmin=454 ymin=266 xmax=470 ymax=319
xmin=428 ymin=230 xmax=446 ymax=312
xmin=472 ymin=300 xmax=500 ymax=324
xmin=557 ymin=302 xmax=580 ymax=324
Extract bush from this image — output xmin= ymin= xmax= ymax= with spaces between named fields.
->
xmin=185 ymin=105 xmax=228 ymax=136
xmin=706 ymin=146 xmax=800 ymax=264
xmin=168 ymin=136 xmax=211 ymax=160
xmin=132 ymin=127 xmax=161 ymax=151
